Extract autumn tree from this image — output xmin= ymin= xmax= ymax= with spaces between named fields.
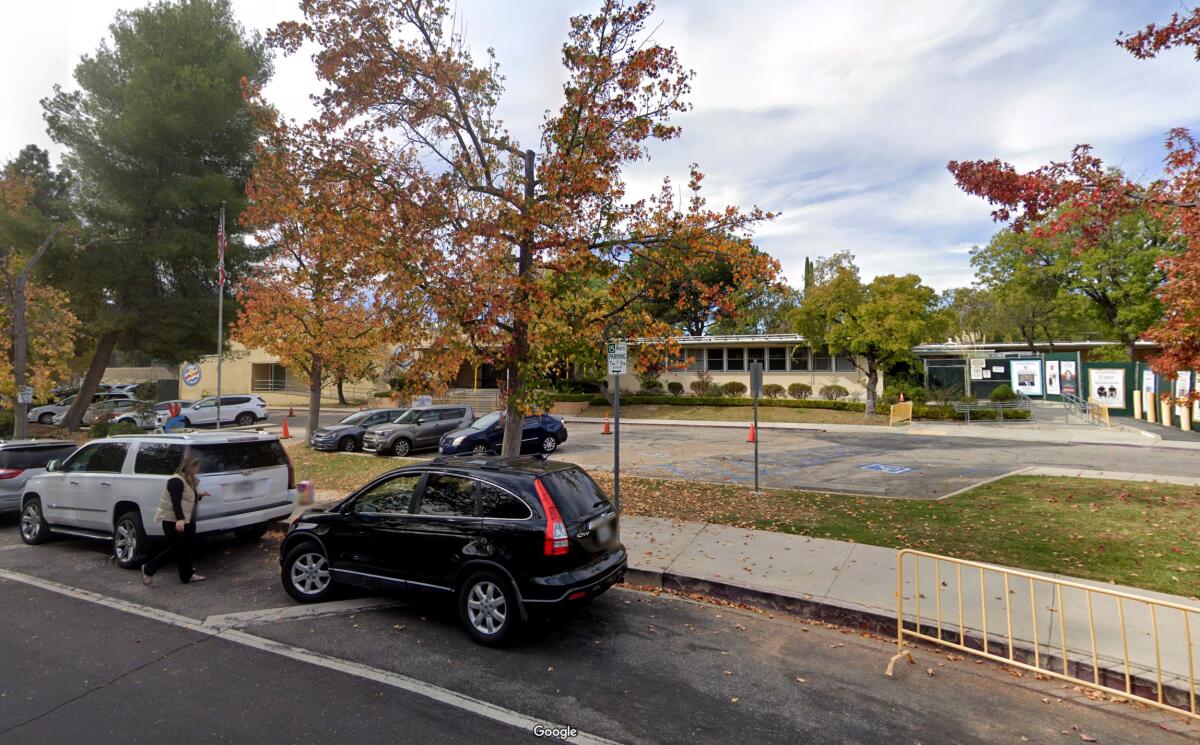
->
xmin=42 ymin=0 xmax=270 ymax=429
xmin=271 ymin=0 xmax=775 ymax=455
xmin=791 ymin=253 xmax=944 ymax=416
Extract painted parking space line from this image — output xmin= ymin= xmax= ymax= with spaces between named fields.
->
xmin=0 ymin=569 xmax=621 ymax=745
xmin=203 ymin=597 xmax=406 ymax=630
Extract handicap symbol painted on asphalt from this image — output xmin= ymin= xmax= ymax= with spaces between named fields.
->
xmin=859 ymin=463 xmax=913 ymax=474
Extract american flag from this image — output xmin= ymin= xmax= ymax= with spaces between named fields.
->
xmin=217 ymin=207 xmax=226 ymax=286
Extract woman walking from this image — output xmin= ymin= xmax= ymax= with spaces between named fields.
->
xmin=142 ymin=451 xmax=208 ymax=585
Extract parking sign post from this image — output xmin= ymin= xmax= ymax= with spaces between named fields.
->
xmin=607 ymin=342 xmax=627 ymax=512
xmin=750 ymin=361 xmax=763 ymax=492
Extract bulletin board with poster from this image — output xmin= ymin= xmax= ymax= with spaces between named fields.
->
xmin=1088 ymin=368 xmax=1127 ymax=410
xmin=1045 ymin=360 xmax=1060 ymax=396
xmin=1141 ymin=368 xmax=1157 ymax=415
xmin=1010 ymin=359 xmax=1043 ymax=397
xmin=1059 ymin=360 xmax=1078 ymax=397
xmin=1175 ymin=372 xmax=1193 ymax=418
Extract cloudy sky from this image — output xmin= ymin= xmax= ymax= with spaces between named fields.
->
xmin=4 ymin=0 xmax=1200 ymax=290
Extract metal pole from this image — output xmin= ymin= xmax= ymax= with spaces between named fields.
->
xmin=754 ymin=388 xmax=759 ymax=492
xmin=215 ymin=205 xmax=224 ymax=429
xmin=613 ymin=372 xmax=620 ymax=512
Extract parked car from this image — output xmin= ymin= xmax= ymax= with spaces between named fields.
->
xmin=71 ymin=397 xmax=147 ymax=426
xmin=156 ymin=395 xmax=269 ymax=428
xmin=309 ymin=408 xmax=409 ymax=452
xmin=438 ymin=412 xmax=567 ymax=456
xmin=114 ymin=400 xmax=194 ymax=430
xmin=280 ymin=455 xmax=626 ymax=644
xmin=363 ymin=406 xmax=475 ymax=457
xmin=18 ymin=432 xmax=298 ymax=568
xmin=0 ymin=440 xmax=78 ymax=515
xmin=27 ymin=391 xmax=134 ymax=425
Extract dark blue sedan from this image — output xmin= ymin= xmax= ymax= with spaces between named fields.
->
xmin=439 ymin=412 xmax=568 ymax=455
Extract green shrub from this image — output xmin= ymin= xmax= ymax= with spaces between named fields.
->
xmin=989 ymin=384 xmax=1017 ymax=402
xmin=109 ymin=420 xmax=143 ymax=436
xmin=881 ymin=383 xmax=929 ymax=407
xmin=89 ymin=414 xmax=115 ymax=439
xmin=0 ymin=409 xmax=13 ymax=438
xmin=667 ymin=381 xmax=684 ymax=396
xmin=819 ymin=384 xmax=849 ymax=400
xmin=787 ymin=383 xmax=812 ymax=400
xmin=720 ymin=381 xmax=747 ymax=397
xmin=761 ymin=383 xmax=785 ymax=399
xmin=584 ymin=394 xmax=866 ymax=412
xmin=546 ymin=392 xmax=594 ymax=402
xmin=373 ymin=390 xmax=393 ymax=398
xmin=639 ymin=379 xmax=665 ymax=395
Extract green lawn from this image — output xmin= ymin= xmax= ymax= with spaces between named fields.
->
xmin=284 ymin=445 xmax=1200 ymax=597
xmin=574 ymin=403 xmax=890 ymax=426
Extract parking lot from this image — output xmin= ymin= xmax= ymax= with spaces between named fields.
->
xmin=0 ymin=516 xmax=1190 ymax=744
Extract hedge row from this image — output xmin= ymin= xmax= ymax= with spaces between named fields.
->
xmin=584 ymin=394 xmax=867 ymax=412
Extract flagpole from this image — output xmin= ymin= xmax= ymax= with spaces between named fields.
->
xmin=216 ymin=204 xmax=225 ymax=430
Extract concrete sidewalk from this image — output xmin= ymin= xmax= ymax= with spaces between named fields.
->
xmin=621 ymin=515 xmax=1200 ymax=705
xmin=562 ymin=414 xmax=1200 ymax=450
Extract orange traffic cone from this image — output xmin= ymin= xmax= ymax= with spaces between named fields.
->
xmin=281 ymin=417 xmax=291 ymax=440
xmin=602 ymin=413 xmax=612 ymax=435
xmin=898 ymin=392 xmax=906 ymax=403
xmin=747 ymin=423 xmax=757 ymax=443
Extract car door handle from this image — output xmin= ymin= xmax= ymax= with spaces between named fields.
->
xmin=68 ymin=480 xmax=80 ymax=486
xmin=100 ymin=481 xmax=112 ymax=487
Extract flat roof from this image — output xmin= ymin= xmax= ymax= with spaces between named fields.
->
xmin=913 ymin=340 xmax=1159 ymax=356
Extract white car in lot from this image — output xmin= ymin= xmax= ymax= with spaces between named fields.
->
xmin=18 ymin=432 xmax=298 ymax=568
xmin=156 ymin=395 xmax=269 ymax=428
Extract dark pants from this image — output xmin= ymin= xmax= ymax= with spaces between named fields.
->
xmin=144 ymin=521 xmax=196 ymax=582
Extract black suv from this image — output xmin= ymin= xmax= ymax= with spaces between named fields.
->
xmin=279 ymin=456 xmax=626 ymax=645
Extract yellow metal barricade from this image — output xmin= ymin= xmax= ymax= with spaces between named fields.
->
xmin=886 ymin=550 xmax=1199 ymax=722
xmin=1087 ymin=398 xmax=1110 ymax=427
xmin=889 ymin=401 xmax=913 ymax=427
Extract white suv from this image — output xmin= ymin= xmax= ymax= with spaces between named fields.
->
xmin=18 ymin=432 xmax=297 ymax=568
xmin=157 ymin=395 xmax=269 ymax=428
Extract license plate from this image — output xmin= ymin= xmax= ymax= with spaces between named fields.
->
xmin=595 ymin=523 xmax=613 ymax=543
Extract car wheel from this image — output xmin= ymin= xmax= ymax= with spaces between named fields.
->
xmin=471 ymin=443 xmax=490 ymax=455
xmin=38 ymin=412 xmax=54 ymax=424
xmin=338 ymin=436 xmax=358 ymax=452
xmin=235 ymin=412 xmax=255 ymax=426
xmin=459 ymin=571 xmax=520 ymax=646
xmin=182 ymin=417 xmax=192 ymax=428
xmin=541 ymin=435 xmax=558 ymax=453
xmin=282 ymin=543 xmax=334 ymax=603
xmin=392 ymin=438 xmax=412 ymax=457
xmin=113 ymin=510 xmax=146 ymax=569
xmin=19 ymin=498 xmax=51 ymax=545
xmin=232 ymin=521 xmax=271 ymax=543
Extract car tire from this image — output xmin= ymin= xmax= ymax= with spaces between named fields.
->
xmin=182 ymin=417 xmax=192 ymax=428
xmin=113 ymin=510 xmax=146 ymax=569
xmin=471 ymin=443 xmax=490 ymax=455
xmin=391 ymin=438 xmax=412 ymax=457
xmin=19 ymin=498 xmax=51 ymax=545
xmin=38 ymin=412 xmax=54 ymax=424
xmin=233 ymin=521 xmax=271 ymax=543
xmin=540 ymin=435 xmax=558 ymax=454
xmin=338 ymin=436 xmax=358 ymax=452
xmin=458 ymin=571 xmax=520 ymax=646
xmin=282 ymin=543 xmax=334 ymax=603
xmin=235 ymin=412 xmax=256 ymax=426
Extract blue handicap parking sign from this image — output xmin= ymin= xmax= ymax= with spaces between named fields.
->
xmin=860 ymin=463 xmax=913 ymax=474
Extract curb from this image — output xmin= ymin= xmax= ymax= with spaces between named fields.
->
xmin=629 ymin=564 xmax=1197 ymax=712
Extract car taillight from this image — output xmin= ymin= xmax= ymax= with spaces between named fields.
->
xmin=0 ymin=468 xmax=24 ymax=480
xmin=534 ymin=478 xmax=569 ymax=556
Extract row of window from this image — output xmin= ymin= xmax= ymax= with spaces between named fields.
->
xmin=56 ymin=441 xmax=288 ymax=476
xmin=352 ymin=472 xmax=530 ymax=520
xmin=675 ymin=347 xmax=858 ymax=373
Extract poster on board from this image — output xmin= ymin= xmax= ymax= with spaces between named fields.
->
xmin=1142 ymin=369 xmax=1156 ymax=414
xmin=969 ymin=358 xmax=984 ymax=381
xmin=1010 ymin=359 xmax=1043 ymax=396
xmin=1045 ymin=360 xmax=1061 ymax=395
xmin=1060 ymin=361 xmax=1078 ymax=397
xmin=1090 ymin=368 xmax=1126 ymax=409
xmin=1175 ymin=372 xmax=1193 ymax=417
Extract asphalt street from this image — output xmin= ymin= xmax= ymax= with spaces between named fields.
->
xmin=0 ymin=515 xmax=1192 ymax=744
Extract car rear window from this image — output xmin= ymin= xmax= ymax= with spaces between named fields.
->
xmin=0 ymin=445 xmax=77 ymax=469
xmin=540 ymin=468 xmax=611 ymax=522
xmin=134 ymin=443 xmax=185 ymax=475
xmin=192 ymin=440 xmax=287 ymax=473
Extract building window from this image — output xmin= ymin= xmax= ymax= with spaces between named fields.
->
xmin=790 ymin=347 xmax=809 ymax=371
xmin=252 ymin=363 xmax=288 ymax=391
xmin=685 ymin=350 xmax=702 ymax=372
xmin=706 ymin=348 xmax=725 ymax=372
xmin=768 ymin=347 xmax=787 ymax=372
xmin=747 ymin=348 xmax=765 ymax=370
xmin=811 ymin=351 xmax=832 ymax=371
xmin=726 ymin=348 xmax=745 ymax=371
xmin=835 ymin=355 xmax=858 ymax=372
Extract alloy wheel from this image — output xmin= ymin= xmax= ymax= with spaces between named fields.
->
xmin=393 ymin=439 xmax=411 ymax=457
xmin=20 ymin=503 xmax=41 ymax=542
xmin=466 ymin=580 xmax=507 ymax=636
xmin=114 ymin=519 xmax=139 ymax=564
xmin=472 ymin=444 xmax=489 ymax=455
xmin=38 ymin=412 xmax=53 ymax=424
xmin=290 ymin=552 xmax=331 ymax=596
xmin=541 ymin=436 xmax=557 ymax=453
xmin=339 ymin=437 xmax=357 ymax=452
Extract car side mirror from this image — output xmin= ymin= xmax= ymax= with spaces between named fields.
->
xmin=45 ymin=460 xmax=60 ymax=472
xmin=416 ymin=417 xmax=428 ymax=425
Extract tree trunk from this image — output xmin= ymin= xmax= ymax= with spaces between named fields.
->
xmin=307 ymin=352 xmax=322 ymax=444
xmin=9 ymin=225 xmax=61 ymax=438
xmin=500 ymin=149 xmax=537 ymax=457
xmin=337 ymin=377 xmax=347 ymax=406
xmin=864 ymin=360 xmax=879 ymax=418
xmin=62 ymin=330 xmax=120 ymax=431
xmin=1124 ymin=338 xmax=1136 ymax=362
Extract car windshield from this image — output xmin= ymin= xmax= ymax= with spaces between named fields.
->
xmin=470 ymin=412 xmax=502 ymax=430
xmin=338 ymin=411 xmax=373 ymax=425
xmin=391 ymin=409 xmax=422 ymax=424
xmin=60 ymin=395 xmax=76 ymax=405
